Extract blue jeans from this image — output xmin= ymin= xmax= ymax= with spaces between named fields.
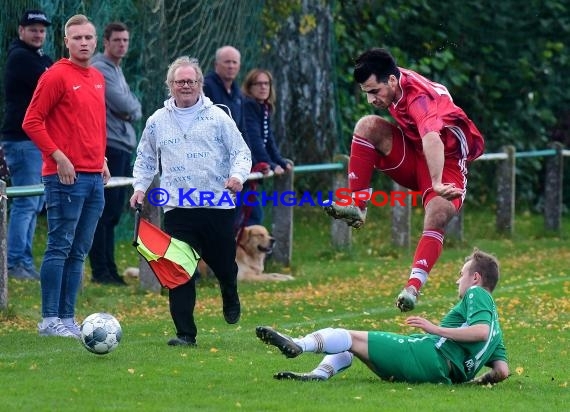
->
xmin=2 ymin=140 xmax=44 ymax=269
xmin=41 ymin=173 xmax=104 ymax=318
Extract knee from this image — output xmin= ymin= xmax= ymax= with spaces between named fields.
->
xmin=426 ymin=210 xmax=452 ymax=229
xmin=354 ymin=115 xmax=393 ymax=147
xmin=424 ymin=199 xmax=457 ymax=229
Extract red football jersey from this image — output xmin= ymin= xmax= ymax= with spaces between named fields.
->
xmin=389 ymin=68 xmax=484 ymax=161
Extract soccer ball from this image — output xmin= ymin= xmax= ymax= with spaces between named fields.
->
xmin=80 ymin=313 xmax=122 ymax=355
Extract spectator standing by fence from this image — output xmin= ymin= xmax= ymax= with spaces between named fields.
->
xmin=325 ymin=48 xmax=484 ymax=312
xmin=204 ymin=46 xmax=258 ymax=229
xmin=241 ymin=68 xmax=292 ymax=225
xmin=23 ymin=14 xmax=109 ymax=338
xmin=1 ymin=10 xmax=53 ymax=280
xmin=203 ymin=46 xmax=248 ymax=144
xmin=88 ymin=22 xmax=142 ymax=286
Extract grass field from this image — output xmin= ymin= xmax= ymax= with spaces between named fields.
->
xmin=0 ymin=204 xmax=569 ymax=411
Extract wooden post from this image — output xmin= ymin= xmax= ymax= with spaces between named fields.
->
xmin=331 ymin=155 xmax=351 ymax=249
xmin=272 ymin=163 xmax=294 ymax=266
xmin=0 ymin=180 xmax=7 ymax=310
xmin=446 ymin=211 xmax=464 ymax=241
xmin=391 ymin=181 xmax=411 ymax=247
xmin=138 ymin=177 xmax=162 ymax=293
xmin=544 ymin=142 xmax=563 ymax=232
xmin=496 ymin=145 xmax=516 ymax=234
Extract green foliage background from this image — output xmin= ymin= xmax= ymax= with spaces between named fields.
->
xmin=332 ymin=0 xmax=570 ymax=209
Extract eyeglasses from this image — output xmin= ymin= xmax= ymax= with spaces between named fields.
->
xmin=251 ymin=81 xmax=271 ymax=87
xmin=172 ymin=79 xmax=200 ymax=87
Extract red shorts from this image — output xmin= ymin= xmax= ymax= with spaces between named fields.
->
xmin=375 ymin=125 xmax=469 ymax=210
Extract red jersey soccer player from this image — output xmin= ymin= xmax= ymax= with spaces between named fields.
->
xmin=325 ymin=48 xmax=484 ymax=312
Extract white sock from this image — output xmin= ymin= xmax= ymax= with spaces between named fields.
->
xmin=293 ymin=328 xmax=352 ymax=353
xmin=310 ymin=352 xmax=354 ymax=379
xmin=42 ymin=316 xmax=58 ymax=327
xmin=410 ymin=268 xmax=428 ymax=286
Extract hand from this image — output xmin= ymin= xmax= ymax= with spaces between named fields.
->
xmin=432 ymin=182 xmax=464 ymax=200
xmin=102 ymin=161 xmax=111 ymax=184
xmin=129 ymin=190 xmax=146 ymax=208
xmin=405 ymin=316 xmax=438 ymax=334
xmin=225 ymin=177 xmax=243 ymax=194
xmin=52 ymin=151 xmax=76 ymax=185
xmin=273 ymin=165 xmax=285 ymax=175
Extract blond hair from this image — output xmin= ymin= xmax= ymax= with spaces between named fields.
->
xmin=64 ymin=14 xmax=92 ymax=37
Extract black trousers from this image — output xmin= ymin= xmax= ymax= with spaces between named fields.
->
xmin=88 ymin=147 xmax=132 ymax=279
xmin=164 ymin=207 xmax=238 ymax=340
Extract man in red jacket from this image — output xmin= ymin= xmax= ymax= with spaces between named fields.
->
xmin=23 ymin=14 xmax=110 ymax=339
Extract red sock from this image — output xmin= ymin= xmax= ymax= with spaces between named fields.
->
xmin=348 ymin=134 xmax=379 ymax=208
xmin=407 ymin=229 xmax=445 ymax=291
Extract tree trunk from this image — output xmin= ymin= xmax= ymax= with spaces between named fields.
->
xmin=266 ymin=0 xmax=338 ymax=164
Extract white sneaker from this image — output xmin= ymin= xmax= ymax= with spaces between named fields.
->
xmin=38 ymin=319 xmax=78 ymax=338
xmin=61 ymin=319 xmax=82 ymax=338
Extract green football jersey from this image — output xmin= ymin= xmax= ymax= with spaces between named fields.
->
xmin=431 ymin=286 xmax=507 ymax=382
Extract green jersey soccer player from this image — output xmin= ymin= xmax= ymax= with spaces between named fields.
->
xmin=256 ymin=249 xmax=509 ymax=385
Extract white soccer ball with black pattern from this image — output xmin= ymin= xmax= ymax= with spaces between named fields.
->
xmin=80 ymin=313 xmax=122 ymax=355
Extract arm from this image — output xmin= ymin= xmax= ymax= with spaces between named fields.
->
xmin=22 ymin=71 xmax=61 ymax=156
xmin=106 ymin=81 xmax=142 ymax=121
xmin=264 ymin=124 xmax=289 ymax=171
xmin=222 ymin=113 xmax=252 ymax=192
xmin=130 ymin=116 xmax=160 ymax=206
xmin=422 ymin=131 xmax=445 ymax=187
xmin=243 ymin=99 xmax=272 ymax=166
xmin=405 ymin=316 xmax=490 ymax=342
xmin=407 ymin=91 xmax=463 ymax=200
xmin=9 ymin=49 xmax=51 ymax=91
xmin=471 ymin=360 xmax=509 ymax=385
xmin=422 ymin=131 xmax=464 ymax=200
xmin=94 ymin=61 xmax=142 ymax=121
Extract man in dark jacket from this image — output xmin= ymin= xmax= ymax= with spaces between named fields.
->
xmin=203 ymin=45 xmax=248 ymax=146
xmin=203 ymin=45 xmax=258 ymax=230
xmin=1 ymin=10 xmax=53 ymax=280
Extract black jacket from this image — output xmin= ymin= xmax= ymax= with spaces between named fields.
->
xmin=243 ymin=97 xmax=287 ymax=170
xmin=203 ymin=71 xmax=250 ymax=150
xmin=1 ymin=39 xmax=53 ymax=141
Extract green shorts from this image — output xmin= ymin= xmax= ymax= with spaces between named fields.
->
xmin=367 ymin=331 xmax=451 ymax=384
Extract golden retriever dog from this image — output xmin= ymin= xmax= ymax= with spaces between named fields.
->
xmin=125 ymin=225 xmax=294 ymax=283
xmin=234 ymin=225 xmax=294 ymax=282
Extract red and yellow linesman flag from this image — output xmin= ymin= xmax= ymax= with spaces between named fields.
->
xmin=133 ymin=206 xmax=200 ymax=289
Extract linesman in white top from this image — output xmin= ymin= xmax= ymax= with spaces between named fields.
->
xmin=130 ymin=56 xmax=251 ymax=346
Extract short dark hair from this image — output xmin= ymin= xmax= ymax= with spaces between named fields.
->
xmin=466 ymin=248 xmax=500 ymax=292
xmin=354 ymin=48 xmax=400 ymax=84
xmin=103 ymin=22 xmax=128 ymax=40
